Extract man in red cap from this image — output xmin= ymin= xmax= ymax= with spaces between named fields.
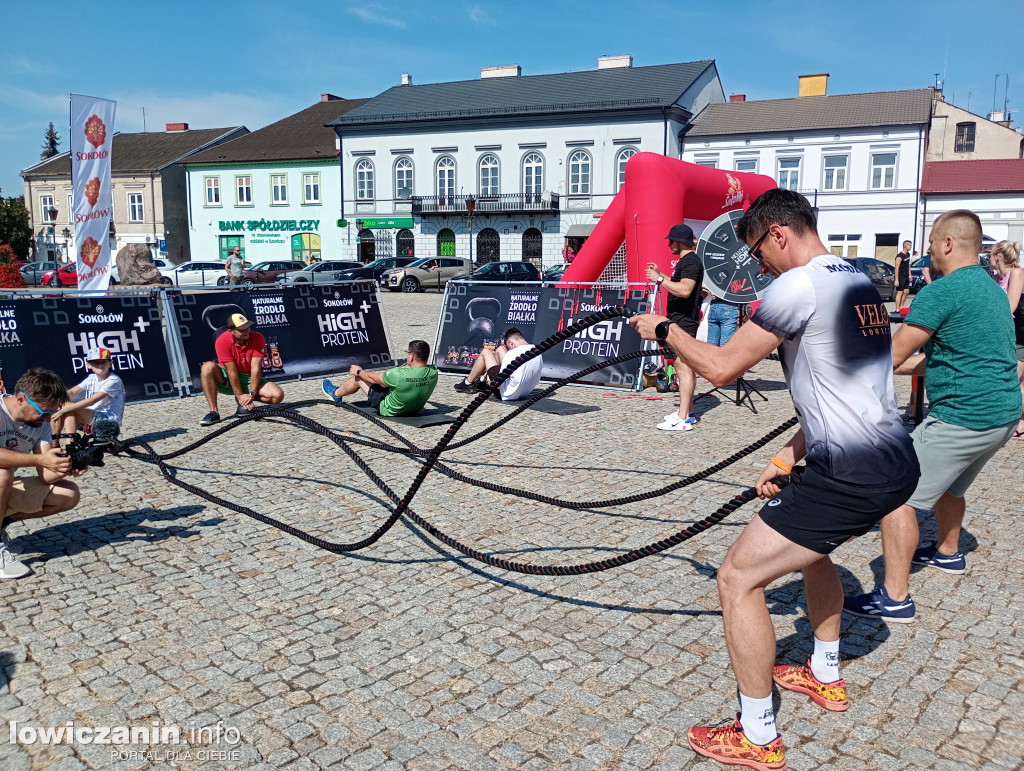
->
xmin=198 ymin=312 xmax=284 ymax=426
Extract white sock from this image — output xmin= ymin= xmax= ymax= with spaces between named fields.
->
xmin=810 ymin=636 xmax=840 ymax=683
xmin=738 ymin=692 xmax=776 ymax=746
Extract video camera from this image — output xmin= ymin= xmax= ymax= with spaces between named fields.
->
xmin=52 ymin=419 xmax=123 ymax=470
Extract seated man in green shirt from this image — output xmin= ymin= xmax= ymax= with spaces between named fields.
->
xmin=322 ymin=340 xmax=438 ymax=417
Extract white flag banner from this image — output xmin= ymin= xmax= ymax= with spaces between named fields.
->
xmin=70 ymin=94 xmax=116 ymax=292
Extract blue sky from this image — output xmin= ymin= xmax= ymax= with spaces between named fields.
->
xmin=2 ymin=0 xmax=1021 ymax=198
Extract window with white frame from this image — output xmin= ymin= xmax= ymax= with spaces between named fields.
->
xmin=303 ymin=173 xmax=320 ymax=204
xmin=236 ymin=176 xmax=252 ymax=205
xmin=777 ymin=158 xmax=800 ymax=190
xmin=695 ymin=159 xmax=718 ymax=168
xmin=355 ymin=159 xmax=375 ymax=200
xmin=394 ymin=157 xmax=414 ymax=199
xmin=870 ymin=152 xmax=897 ymax=189
xmin=822 ymin=155 xmax=848 ymax=191
xmin=205 ymin=177 xmax=221 ymax=205
xmin=128 ymin=192 xmax=144 ymax=222
xmin=436 ymin=156 xmax=456 ymax=199
xmin=735 ymin=158 xmax=758 ymax=173
xmin=67 ymin=194 xmax=73 ymax=216
xmin=40 ymin=194 xmax=55 ymax=221
xmin=568 ymin=150 xmax=591 ymax=194
xmin=478 ymin=154 xmax=499 ymax=196
xmin=522 ymin=153 xmax=543 ymax=200
xmin=271 ymin=174 xmax=287 ymax=204
xmin=616 ymin=147 xmax=636 ymax=191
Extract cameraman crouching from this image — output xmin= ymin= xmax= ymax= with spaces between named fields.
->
xmin=0 ymin=369 xmax=82 ymax=580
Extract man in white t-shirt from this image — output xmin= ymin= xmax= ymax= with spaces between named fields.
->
xmin=453 ymin=327 xmax=543 ymax=400
xmin=0 ymin=368 xmax=84 ymax=580
xmin=630 ymin=189 xmax=920 ymax=771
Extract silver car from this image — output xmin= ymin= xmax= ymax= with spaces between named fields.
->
xmin=20 ymin=261 xmax=60 ymax=286
xmin=380 ymin=257 xmax=471 ymax=292
xmin=277 ymin=260 xmax=363 ymax=285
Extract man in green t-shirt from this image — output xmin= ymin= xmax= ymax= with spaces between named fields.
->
xmin=322 ymin=340 xmax=437 ymax=417
xmin=845 ymin=210 xmax=1021 ymax=623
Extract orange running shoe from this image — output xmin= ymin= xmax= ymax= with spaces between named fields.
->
xmin=687 ymin=714 xmax=787 ymax=770
xmin=772 ymin=659 xmax=849 ymax=712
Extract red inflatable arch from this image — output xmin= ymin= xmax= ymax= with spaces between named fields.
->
xmin=562 ymin=153 xmax=778 ymax=286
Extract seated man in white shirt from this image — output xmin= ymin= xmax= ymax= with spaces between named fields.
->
xmin=453 ymin=327 xmax=543 ymax=400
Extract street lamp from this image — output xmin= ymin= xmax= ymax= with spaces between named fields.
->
xmin=62 ymin=228 xmax=71 ymax=262
xmin=47 ymin=206 xmax=58 ymax=260
xmin=465 ymin=195 xmax=476 ymax=267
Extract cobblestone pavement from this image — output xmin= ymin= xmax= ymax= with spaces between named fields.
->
xmin=2 ymin=290 xmax=1022 ymax=771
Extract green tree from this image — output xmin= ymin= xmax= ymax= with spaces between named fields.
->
xmin=41 ymin=122 xmax=61 ymax=159
xmin=0 ymin=194 xmax=33 ymax=259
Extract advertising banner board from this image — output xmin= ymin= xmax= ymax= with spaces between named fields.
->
xmin=434 ymin=282 xmax=653 ymax=390
xmin=70 ymin=94 xmax=117 ymax=292
xmin=169 ymin=283 xmax=392 ymax=391
xmin=0 ymin=293 xmax=174 ymax=402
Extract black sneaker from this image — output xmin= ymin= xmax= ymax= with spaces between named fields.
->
xmin=453 ymin=379 xmax=476 ymax=393
xmin=200 ymin=410 xmax=221 ymax=426
xmin=235 ymin=404 xmax=253 ymax=417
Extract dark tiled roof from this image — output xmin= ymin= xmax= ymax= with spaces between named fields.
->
xmin=329 ymin=61 xmax=716 ymax=127
xmin=185 ymin=98 xmax=368 ymax=165
xmin=22 ymin=127 xmax=246 ymax=177
xmin=686 ymin=89 xmax=934 ymax=136
xmin=921 ymin=159 xmax=1024 ymax=194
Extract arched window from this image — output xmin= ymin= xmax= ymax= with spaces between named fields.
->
xmin=568 ymin=150 xmax=591 ymax=195
xmin=522 ymin=153 xmax=544 ymax=203
xmin=396 ymin=228 xmax=415 ymax=257
xmin=616 ymin=147 xmax=637 ymax=191
xmin=394 ymin=157 xmax=414 ymax=199
xmin=522 ymin=227 xmax=543 ymax=267
xmin=290 ymin=233 xmax=322 ymax=263
xmin=477 ymin=228 xmax=500 ymax=264
xmin=478 ymin=154 xmax=500 ymax=196
xmin=436 ymin=156 xmax=456 ymax=204
xmin=355 ymin=159 xmax=375 ymax=200
xmin=358 ymin=228 xmax=375 ymax=263
xmin=437 ymin=228 xmax=456 ymax=257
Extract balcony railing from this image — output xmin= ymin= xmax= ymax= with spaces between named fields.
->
xmin=410 ymin=193 xmax=559 ymax=216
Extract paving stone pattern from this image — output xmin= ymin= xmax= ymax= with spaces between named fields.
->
xmin=1 ymin=291 xmax=1021 ymax=770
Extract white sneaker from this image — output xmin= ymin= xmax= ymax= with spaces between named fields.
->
xmin=663 ymin=411 xmax=699 ymax=425
xmin=0 ymin=541 xmax=31 ymax=579
xmin=1 ymin=525 xmax=22 ymax=556
xmin=657 ymin=414 xmax=695 ymax=431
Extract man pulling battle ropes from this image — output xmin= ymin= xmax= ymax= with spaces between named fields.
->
xmin=631 ymin=189 xmax=919 ymax=770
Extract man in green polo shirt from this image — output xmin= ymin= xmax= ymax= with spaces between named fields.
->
xmin=845 ymin=210 xmax=1021 ymax=623
xmin=322 ymin=340 xmax=437 ymax=417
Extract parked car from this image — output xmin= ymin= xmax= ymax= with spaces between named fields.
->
xmin=109 ymin=257 xmax=170 ymax=284
xmin=276 ymin=260 xmax=364 ymax=285
xmin=380 ymin=257 xmax=471 ymax=293
xmin=542 ymin=263 xmax=569 ymax=283
xmin=223 ymin=260 xmax=307 ymax=286
xmin=158 ymin=260 xmax=227 ymax=287
xmin=20 ymin=261 xmax=60 ymax=286
xmin=40 ymin=263 xmax=79 ymax=287
xmin=844 ymin=257 xmax=896 ymax=301
xmin=453 ymin=261 xmax=542 ymax=283
xmin=909 ymin=255 xmax=930 ymax=293
xmin=334 ymin=257 xmax=417 ymax=283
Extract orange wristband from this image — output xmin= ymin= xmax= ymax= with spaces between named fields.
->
xmin=771 ymin=456 xmax=792 ymax=474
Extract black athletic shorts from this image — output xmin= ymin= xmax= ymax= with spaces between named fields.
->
xmin=758 ymin=466 xmax=918 ymax=554
xmin=366 ymin=383 xmax=389 ymax=413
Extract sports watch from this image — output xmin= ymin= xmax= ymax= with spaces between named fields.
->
xmin=655 ymin=320 xmax=671 ymax=342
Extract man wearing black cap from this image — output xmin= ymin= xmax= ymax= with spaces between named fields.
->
xmin=646 ymin=223 xmax=704 ymax=431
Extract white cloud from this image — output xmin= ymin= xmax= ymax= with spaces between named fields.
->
xmin=467 ymin=4 xmax=496 ymax=25
xmin=348 ymin=2 xmax=407 ymax=28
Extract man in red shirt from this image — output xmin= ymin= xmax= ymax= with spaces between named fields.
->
xmin=199 ymin=313 xmax=284 ymax=426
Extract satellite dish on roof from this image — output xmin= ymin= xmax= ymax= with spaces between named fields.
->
xmin=696 ymin=210 xmax=774 ymax=303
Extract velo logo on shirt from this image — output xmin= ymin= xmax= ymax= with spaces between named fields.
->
xmin=853 ymin=303 xmax=890 ymax=337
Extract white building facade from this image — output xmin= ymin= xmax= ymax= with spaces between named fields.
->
xmin=682 ymin=85 xmax=934 ymax=262
xmin=329 ymin=58 xmax=725 ymax=269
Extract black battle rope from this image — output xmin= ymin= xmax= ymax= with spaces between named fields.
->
xmin=119 ymin=307 xmax=798 ymax=574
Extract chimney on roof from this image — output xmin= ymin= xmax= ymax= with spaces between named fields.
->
xmin=321 ymin=93 xmax=341 ymax=102
xmin=401 ymin=73 xmax=412 ymax=86
xmin=481 ymin=64 xmax=521 ymax=79
xmin=598 ymin=55 xmax=632 ymax=69
xmin=729 ymin=94 xmax=746 ymax=102
xmin=798 ymin=73 xmax=829 ymax=97
xmin=165 ymin=122 xmax=188 ymax=132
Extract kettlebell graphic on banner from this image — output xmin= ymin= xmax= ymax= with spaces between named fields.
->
xmin=462 ymin=297 xmax=502 ymax=349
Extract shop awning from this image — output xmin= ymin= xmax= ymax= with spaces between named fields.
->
xmin=565 ymin=223 xmax=597 ymax=237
